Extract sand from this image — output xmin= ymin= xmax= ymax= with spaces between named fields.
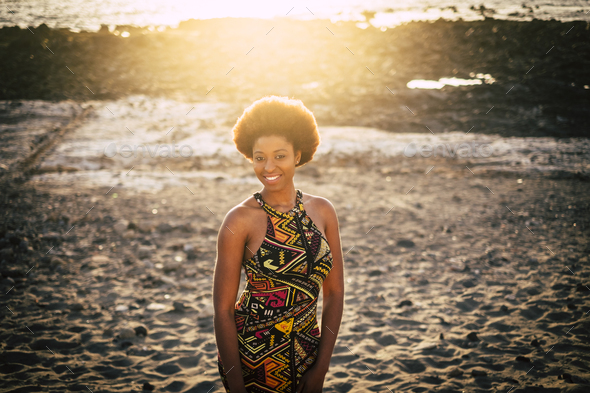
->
xmin=1 ymin=132 xmax=590 ymax=392
xmin=1 ymin=14 xmax=590 ymax=393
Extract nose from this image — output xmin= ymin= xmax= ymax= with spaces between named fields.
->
xmin=264 ymin=157 xmax=276 ymax=172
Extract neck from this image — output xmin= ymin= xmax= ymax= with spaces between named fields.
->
xmin=260 ymin=186 xmax=297 ymax=210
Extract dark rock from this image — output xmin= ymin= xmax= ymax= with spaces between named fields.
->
xmin=531 ymin=339 xmax=540 ymax=347
xmin=500 ymin=305 xmax=509 ymax=312
xmin=368 ymin=269 xmax=383 ymax=277
xmin=558 ymin=373 xmax=573 ymax=383
xmin=0 ymin=266 xmax=23 ymax=277
xmin=8 ymin=234 xmax=21 ymax=245
xmin=120 ymin=340 xmax=133 ymax=349
xmin=134 ymin=326 xmax=148 ymax=336
xmin=396 ymin=239 xmax=415 ymax=248
xmin=467 ymin=332 xmax=479 ymax=341
xmin=471 ymin=369 xmax=487 ymax=377
xmin=448 ymin=368 xmax=463 ymax=377
xmin=143 ymin=382 xmax=155 ymax=391
xmin=185 ymin=248 xmax=198 ymax=260
xmin=516 ymin=355 xmax=530 ymax=362
xmin=439 ymin=333 xmax=444 ymax=339
xmin=461 ymin=279 xmax=476 ymax=288
xmin=70 ymin=303 xmax=85 ymax=311
xmin=397 ymin=300 xmax=413 ymax=307
xmin=156 ymin=223 xmax=174 ymax=233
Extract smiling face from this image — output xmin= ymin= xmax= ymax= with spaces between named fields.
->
xmin=252 ymin=135 xmax=301 ymax=188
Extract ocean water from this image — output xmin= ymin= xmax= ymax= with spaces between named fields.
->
xmin=1 ymin=0 xmax=589 ymax=32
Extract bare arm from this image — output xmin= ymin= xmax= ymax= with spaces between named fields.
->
xmin=314 ymin=199 xmax=345 ymax=374
xmin=213 ymin=207 xmax=249 ymax=393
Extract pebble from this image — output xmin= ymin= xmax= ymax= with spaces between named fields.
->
xmin=397 ymin=300 xmax=413 ymax=307
xmin=123 ymin=230 xmax=135 ymax=239
xmin=115 ymin=304 xmax=129 ymax=312
xmin=471 ymin=369 xmax=487 ymax=377
xmin=448 ymin=258 xmax=465 ymax=271
xmin=137 ymin=220 xmax=154 ymax=233
xmin=113 ymin=219 xmax=129 ymax=235
xmin=70 ymin=302 xmax=85 ymax=311
xmin=90 ymin=255 xmax=110 ymax=267
xmin=164 ymin=260 xmax=182 ymax=272
xmin=448 ymin=368 xmax=463 ymax=377
xmin=142 ymin=382 xmax=155 ymax=391
xmin=146 ymin=302 xmax=166 ymax=311
xmin=461 ymin=279 xmax=476 ymax=288
xmin=467 ymin=332 xmax=479 ymax=341
xmin=184 ymin=244 xmax=198 ymax=260
xmin=119 ymin=327 xmax=136 ymax=339
xmin=415 ymin=341 xmax=437 ymax=350
xmin=396 ymin=239 xmax=415 ymax=248
xmin=138 ymin=246 xmax=153 ymax=259
xmin=50 ymin=257 xmax=66 ymax=267
xmin=134 ymin=326 xmax=148 ymax=336
xmin=173 ymin=301 xmax=185 ymax=311
xmin=142 ymin=260 xmax=155 ymax=269
xmin=0 ymin=247 xmax=14 ymax=258
xmin=120 ymin=340 xmax=133 ymax=349
xmin=158 ymin=275 xmax=178 ymax=287
xmin=156 ymin=223 xmax=174 ymax=233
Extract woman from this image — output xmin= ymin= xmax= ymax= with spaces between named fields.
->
xmin=213 ymin=95 xmax=345 ymax=393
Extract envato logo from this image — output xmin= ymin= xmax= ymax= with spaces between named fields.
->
xmin=403 ymin=142 xmax=493 ymax=158
xmin=103 ymin=142 xmax=194 ymax=158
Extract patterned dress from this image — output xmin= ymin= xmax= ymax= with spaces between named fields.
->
xmin=218 ymin=189 xmax=334 ymax=392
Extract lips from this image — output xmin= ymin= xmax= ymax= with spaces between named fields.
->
xmin=264 ymin=174 xmax=281 ymax=183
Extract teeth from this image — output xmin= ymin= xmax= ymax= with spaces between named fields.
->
xmin=266 ymin=175 xmax=280 ymax=180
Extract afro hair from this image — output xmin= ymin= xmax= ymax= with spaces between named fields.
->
xmin=232 ymin=95 xmax=320 ymax=167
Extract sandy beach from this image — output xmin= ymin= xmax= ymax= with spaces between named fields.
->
xmin=1 ymin=13 xmax=590 ymax=393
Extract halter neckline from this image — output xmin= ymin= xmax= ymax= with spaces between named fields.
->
xmin=254 ymin=189 xmax=303 ymax=218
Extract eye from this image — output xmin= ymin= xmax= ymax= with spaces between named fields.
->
xmin=276 ymin=155 xmax=285 ymax=159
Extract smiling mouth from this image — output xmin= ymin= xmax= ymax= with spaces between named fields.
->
xmin=264 ymin=174 xmax=281 ymax=181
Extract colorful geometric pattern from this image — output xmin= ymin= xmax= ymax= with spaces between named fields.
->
xmin=218 ymin=189 xmax=334 ymax=392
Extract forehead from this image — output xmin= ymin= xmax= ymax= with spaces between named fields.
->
xmin=253 ymin=135 xmax=293 ymax=153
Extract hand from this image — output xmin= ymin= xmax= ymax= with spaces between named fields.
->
xmin=294 ymin=364 xmax=327 ymax=393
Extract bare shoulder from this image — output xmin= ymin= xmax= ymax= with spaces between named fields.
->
xmin=301 ymin=192 xmax=337 ymax=218
xmin=221 ymin=194 xmax=262 ymax=230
